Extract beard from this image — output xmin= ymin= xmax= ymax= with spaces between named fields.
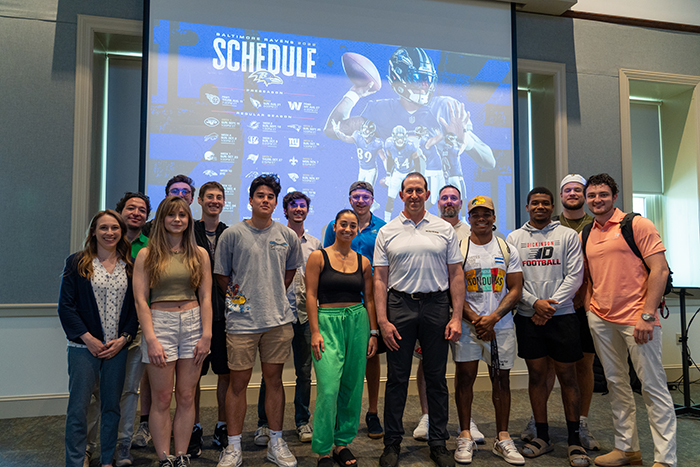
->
xmin=562 ymin=198 xmax=584 ymax=211
xmin=440 ymin=205 xmax=459 ymax=218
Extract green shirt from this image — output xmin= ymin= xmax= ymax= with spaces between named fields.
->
xmin=130 ymin=232 xmax=149 ymax=260
xmin=557 ymin=213 xmax=594 ymax=234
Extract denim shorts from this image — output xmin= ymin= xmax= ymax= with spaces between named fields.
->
xmin=141 ymin=307 xmax=203 ymax=363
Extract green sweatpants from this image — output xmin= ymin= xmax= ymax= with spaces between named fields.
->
xmin=311 ymin=303 xmax=370 ymax=455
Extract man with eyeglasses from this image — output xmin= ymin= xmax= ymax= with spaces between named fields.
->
xmin=142 ymin=175 xmax=195 ymax=238
xmin=323 ymin=180 xmax=387 ymax=439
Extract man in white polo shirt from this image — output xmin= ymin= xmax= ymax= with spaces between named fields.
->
xmin=374 ymin=172 xmax=464 ymax=467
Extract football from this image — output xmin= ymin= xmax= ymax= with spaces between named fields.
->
xmin=342 ymin=52 xmax=382 ymax=91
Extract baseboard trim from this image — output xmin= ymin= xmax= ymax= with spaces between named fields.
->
xmin=2 ymin=367 xmax=695 ymax=419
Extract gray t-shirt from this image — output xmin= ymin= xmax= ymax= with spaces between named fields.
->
xmin=214 ymin=220 xmax=303 ymax=334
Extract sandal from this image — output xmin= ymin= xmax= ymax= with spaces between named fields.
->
xmin=521 ymin=438 xmax=554 ymax=458
xmin=318 ymin=455 xmax=335 ymax=467
xmin=568 ymin=445 xmax=590 ymax=467
xmin=333 ymin=446 xmax=357 ymax=466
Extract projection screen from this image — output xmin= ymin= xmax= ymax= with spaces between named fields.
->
xmin=144 ymin=0 xmax=516 ymax=236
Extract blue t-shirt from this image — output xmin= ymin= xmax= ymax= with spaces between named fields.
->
xmin=323 ymin=213 xmax=386 ymax=266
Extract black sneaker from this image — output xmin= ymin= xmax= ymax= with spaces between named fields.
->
xmin=213 ymin=423 xmax=229 ymax=449
xmin=366 ymin=412 xmax=384 ymax=439
xmin=430 ymin=445 xmax=455 ymax=467
xmin=174 ymin=454 xmax=190 ymax=467
xmin=379 ymin=443 xmax=400 ymax=467
xmin=158 ymin=456 xmax=175 ymax=467
xmin=187 ymin=425 xmax=202 ymax=458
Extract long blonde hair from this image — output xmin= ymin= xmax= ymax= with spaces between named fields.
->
xmin=77 ymin=210 xmax=133 ymax=279
xmin=145 ymin=196 xmax=202 ymax=290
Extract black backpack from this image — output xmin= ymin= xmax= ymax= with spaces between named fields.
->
xmin=581 ymin=212 xmax=673 ymax=296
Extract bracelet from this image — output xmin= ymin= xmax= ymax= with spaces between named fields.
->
xmin=369 ymin=334 xmax=378 ymax=338
xmin=343 ymin=90 xmax=360 ymax=106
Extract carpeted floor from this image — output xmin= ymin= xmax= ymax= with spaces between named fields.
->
xmin=2 ymin=388 xmax=699 ymax=466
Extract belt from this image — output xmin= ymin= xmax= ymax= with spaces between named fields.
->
xmin=390 ymin=289 xmax=447 ymax=301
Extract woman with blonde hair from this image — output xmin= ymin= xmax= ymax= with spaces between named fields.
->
xmin=58 ymin=210 xmax=138 ymax=467
xmin=133 ymin=196 xmax=213 ymax=467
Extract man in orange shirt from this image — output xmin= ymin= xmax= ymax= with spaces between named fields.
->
xmin=582 ymin=174 xmax=676 ymax=467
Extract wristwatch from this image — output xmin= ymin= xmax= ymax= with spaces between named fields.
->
xmin=120 ymin=332 xmax=133 ymax=345
xmin=370 ymin=329 xmax=379 ymax=337
xmin=641 ymin=313 xmax=655 ymax=322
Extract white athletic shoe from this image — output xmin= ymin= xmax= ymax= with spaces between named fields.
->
xmin=254 ymin=426 xmax=271 ymax=447
xmin=413 ymin=414 xmax=429 ymax=441
xmin=492 ymin=438 xmax=525 ymax=466
xmin=131 ymin=421 xmax=151 ymax=448
xmin=579 ymin=418 xmax=601 ymax=451
xmin=267 ymin=439 xmax=297 ymax=467
xmin=217 ymin=445 xmax=242 ymax=467
xmin=470 ymin=418 xmax=485 ymax=444
xmin=455 ymin=437 xmax=476 ymax=464
xmin=297 ymin=423 xmax=313 ymax=443
xmin=520 ymin=415 xmax=536 ymax=443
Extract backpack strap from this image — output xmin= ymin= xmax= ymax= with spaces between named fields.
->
xmin=496 ymin=237 xmax=511 ymax=269
xmin=619 ymin=213 xmax=649 ymax=272
xmin=460 ymin=236 xmax=511 ymax=271
xmin=581 ymin=222 xmax=593 ymax=258
xmin=460 ymin=237 xmax=470 ymax=269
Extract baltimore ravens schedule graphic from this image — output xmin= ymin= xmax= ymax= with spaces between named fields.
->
xmin=145 ymin=21 xmax=514 ymax=235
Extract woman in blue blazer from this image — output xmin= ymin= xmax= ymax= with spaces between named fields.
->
xmin=58 ymin=210 xmax=138 ymax=467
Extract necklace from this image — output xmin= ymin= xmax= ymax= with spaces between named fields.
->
xmin=333 ymin=248 xmax=350 ymax=260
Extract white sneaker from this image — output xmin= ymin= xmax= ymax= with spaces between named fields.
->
xmin=413 ymin=414 xmax=429 ymax=441
xmin=132 ymin=421 xmax=151 ymax=448
xmin=579 ymin=418 xmax=600 ymax=451
xmin=520 ymin=415 xmax=536 ymax=443
xmin=217 ymin=445 xmax=242 ymax=467
xmin=470 ymin=418 xmax=485 ymax=444
xmin=254 ymin=426 xmax=271 ymax=446
xmin=455 ymin=437 xmax=476 ymax=464
xmin=492 ymin=438 xmax=525 ymax=466
xmin=267 ymin=438 xmax=297 ymax=467
xmin=297 ymin=423 xmax=313 ymax=443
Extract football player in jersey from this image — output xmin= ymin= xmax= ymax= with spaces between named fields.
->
xmin=332 ymin=119 xmax=387 ymax=213
xmin=324 ymin=46 xmax=495 ymax=216
xmin=383 ymin=125 xmax=422 ymax=222
xmin=414 ymin=125 xmax=444 ymax=211
xmin=442 ymin=132 xmax=470 ymax=220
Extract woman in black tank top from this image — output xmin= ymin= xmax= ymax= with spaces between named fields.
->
xmin=305 ymin=210 xmax=378 ymax=466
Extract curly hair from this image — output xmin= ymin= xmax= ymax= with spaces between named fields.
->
xmin=115 ymin=192 xmax=152 ymax=217
xmin=584 ymin=173 xmax=618 ymax=196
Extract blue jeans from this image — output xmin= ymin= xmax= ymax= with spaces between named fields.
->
xmin=65 ymin=345 xmax=128 ymax=467
xmin=258 ymin=320 xmax=312 ymax=427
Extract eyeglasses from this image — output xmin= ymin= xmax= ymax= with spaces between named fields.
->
xmin=169 ymin=188 xmax=191 ymax=196
xmin=351 ymin=194 xmax=373 ymax=202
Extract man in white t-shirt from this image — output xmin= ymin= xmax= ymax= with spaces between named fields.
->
xmin=452 ymin=195 xmax=524 ymax=466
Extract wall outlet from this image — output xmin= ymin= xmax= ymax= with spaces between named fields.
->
xmin=676 ymin=333 xmax=682 ymax=345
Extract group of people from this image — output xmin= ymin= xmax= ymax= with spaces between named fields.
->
xmin=58 ymin=171 xmax=677 ymax=467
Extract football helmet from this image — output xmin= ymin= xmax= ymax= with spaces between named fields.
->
xmin=392 ymin=125 xmax=408 ymax=148
xmin=414 ymin=125 xmax=429 ymax=137
xmin=360 ymin=120 xmax=377 ymax=140
xmin=388 ymin=47 xmax=437 ymax=106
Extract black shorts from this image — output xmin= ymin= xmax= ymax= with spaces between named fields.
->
xmin=576 ymin=307 xmax=596 ymax=354
xmin=201 ymin=319 xmax=229 ymax=376
xmin=514 ymin=312 xmax=583 ymax=363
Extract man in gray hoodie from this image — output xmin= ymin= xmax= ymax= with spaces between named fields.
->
xmin=506 ymin=187 xmax=589 ymax=467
